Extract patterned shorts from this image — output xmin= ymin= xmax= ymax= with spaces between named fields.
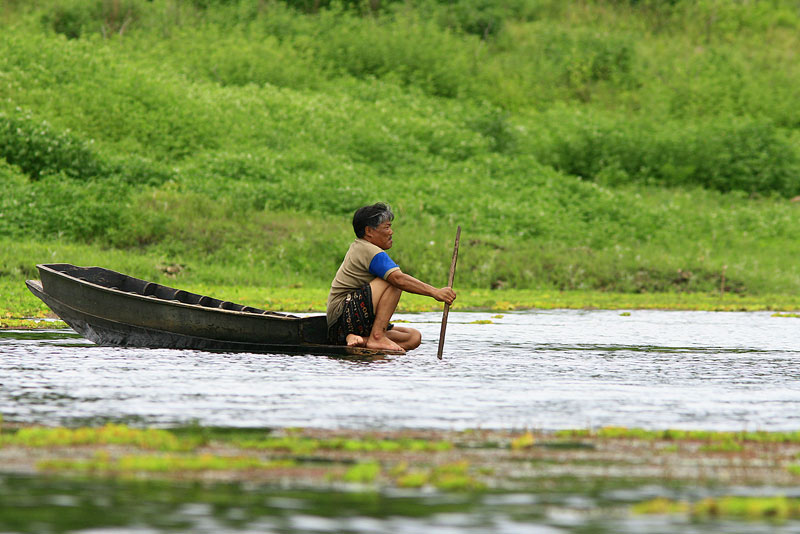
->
xmin=328 ymin=284 xmax=393 ymax=345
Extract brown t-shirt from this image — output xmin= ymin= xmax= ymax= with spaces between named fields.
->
xmin=326 ymin=239 xmax=400 ymax=326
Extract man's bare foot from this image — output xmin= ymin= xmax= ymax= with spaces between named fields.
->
xmin=366 ymin=334 xmax=405 ymax=353
xmin=345 ymin=334 xmax=366 ymax=347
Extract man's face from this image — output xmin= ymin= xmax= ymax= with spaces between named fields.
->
xmin=364 ymin=221 xmax=393 ymax=250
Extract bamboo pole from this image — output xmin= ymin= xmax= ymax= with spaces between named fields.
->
xmin=437 ymin=226 xmax=461 ymax=360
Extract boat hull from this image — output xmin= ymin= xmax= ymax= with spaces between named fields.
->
xmin=26 ymin=264 xmax=400 ymax=357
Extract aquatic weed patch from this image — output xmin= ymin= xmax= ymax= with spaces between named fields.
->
xmin=340 ymin=461 xmax=381 ymax=484
xmin=634 ymin=496 xmax=800 ymax=521
xmin=510 ymin=431 xmax=536 ymax=450
xmin=233 ymin=434 xmax=453 ymax=454
xmin=38 ymin=452 xmax=294 ymax=474
xmin=2 ymin=424 xmax=199 ymax=451
xmin=399 ymin=461 xmax=485 ymax=491
xmin=0 ymin=317 xmax=67 ymax=329
xmin=6 ymin=424 xmax=800 ymax=493
xmin=556 ymin=427 xmax=800 ymax=444
xmin=336 ymin=459 xmax=485 ymax=491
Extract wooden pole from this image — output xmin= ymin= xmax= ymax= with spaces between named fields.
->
xmin=437 ymin=226 xmax=461 ymax=360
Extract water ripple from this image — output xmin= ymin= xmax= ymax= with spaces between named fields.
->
xmin=1 ymin=310 xmax=800 ymax=430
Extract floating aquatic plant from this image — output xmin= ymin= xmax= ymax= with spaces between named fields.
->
xmin=510 ymin=431 xmax=535 ymax=450
xmin=342 ymin=461 xmax=381 ymax=483
xmin=37 ymin=452 xmax=293 ymax=473
xmin=391 ymin=460 xmax=484 ymax=491
xmin=556 ymin=427 xmax=800 ymax=444
xmin=635 ymin=496 xmax=800 ymax=520
xmin=234 ymin=435 xmax=452 ymax=454
xmin=3 ymin=424 xmax=199 ymax=451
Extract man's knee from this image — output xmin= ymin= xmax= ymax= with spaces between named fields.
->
xmin=370 ymin=276 xmax=389 ymax=291
xmin=389 ymin=326 xmax=422 ymax=351
xmin=407 ymin=328 xmax=422 ymax=350
xmin=402 ymin=328 xmax=421 ymax=351
xmin=370 ymin=277 xmax=400 ymax=310
xmin=371 ymin=277 xmax=398 ymax=294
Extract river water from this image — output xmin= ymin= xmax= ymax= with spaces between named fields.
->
xmin=1 ymin=310 xmax=800 ymax=430
xmin=3 ymin=309 xmax=800 ymax=534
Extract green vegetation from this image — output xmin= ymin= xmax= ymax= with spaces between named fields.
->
xmin=0 ymin=317 xmax=66 ymax=329
xmin=557 ymin=426 xmax=800 ymax=444
xmin=698 ymin=441 xmax=744 ymax=453
xmin=1 ymin=423 xmax=200 ymax=451
xmin=635 ymin=496 xmax=800 ymax=521
xmin=510 ymin=431 xmax=535 ymax=450
xmin=0 ymin=422 xmax=475 ymax=489
xmin=2 ymin=0 xmax=800 ymax=314
xmin=38 ymin=452 xmax=294 ymax=473
xmin=341 ymin=461 xmax=381 ymax=483
xmin=235 ymin=434 xmax=453 ymax=454
xmin=392 ymin=461 xmax=485 ymax=491
xmin=8 ymin=421 xmax=800 ymax=502
xmin=232 ymin=432 xmax=453 ymax=454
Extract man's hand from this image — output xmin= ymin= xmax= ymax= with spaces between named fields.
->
xmin=434 ymin=287 xmax=456 ymax=306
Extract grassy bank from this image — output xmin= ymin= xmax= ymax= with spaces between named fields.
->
xmin=2 ymin=0 xmax=800 ymax=300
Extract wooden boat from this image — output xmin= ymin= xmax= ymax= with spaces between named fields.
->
xmin=26 ymin=263 xmax=401 ymax=357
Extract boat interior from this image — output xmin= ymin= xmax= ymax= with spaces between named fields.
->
xmin=42 ymin=264 xmax=295 ymax=317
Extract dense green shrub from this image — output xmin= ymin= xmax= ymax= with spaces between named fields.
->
xmin=433 ymin=0 xmax=508 ymax=38
xmin=0 ymin=170 xmax=132 ymax=242
xmin=41 ymin=0 xmax=147 ymax=38
xmin=109 ymin=155 xmax=178 ymax=187
xmin=0 ymin=111 xmax=175 ymax=185
xmin=0 ymin=112 xmax=106 ymax=180
xmin=531 ymin=111 xmax=800 ymax=196
xmin=548 ymin=29 xmax=636 ymax=87
xmin=0 ymin=31 xmax=226 ymax=160
xmin=305 ymin=8 xmax=484 ymax=98
xmin=145 ymin=26 xmax=321 ymax=89
xmin=484 ymin=24 xmax=639 ymax=106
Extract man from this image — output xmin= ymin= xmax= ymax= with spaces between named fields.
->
xmin=326 ymin=203 xmax=456 ymax=353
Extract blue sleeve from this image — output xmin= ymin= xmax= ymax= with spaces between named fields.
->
xmin=369 ymin=252 xmax=399 ymax=279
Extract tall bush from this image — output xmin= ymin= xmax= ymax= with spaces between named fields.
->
xmin=41 ymin=0 xmax=147 ymax=38
xmin=0 ymin=112 xmax=106 ymax=180
xmin=532 ymin=111 xmax=800 ymax=196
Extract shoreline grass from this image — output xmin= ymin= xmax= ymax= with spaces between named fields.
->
xmin=5 ymin=278 xmax=800 ymax=330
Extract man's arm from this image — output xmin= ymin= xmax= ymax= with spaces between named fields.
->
xmin=386 ymin=270 xmax=456 ymax=305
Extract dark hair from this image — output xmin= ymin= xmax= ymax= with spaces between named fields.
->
xmin=353 ymin=203 xmax=394 ymax=238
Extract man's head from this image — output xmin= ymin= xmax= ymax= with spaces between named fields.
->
xmin=353 ymin=203 xmax=394 ymax=249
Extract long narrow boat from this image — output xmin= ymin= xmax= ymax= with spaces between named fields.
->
xmin=26 ymin=263 xmax=400 ymax=357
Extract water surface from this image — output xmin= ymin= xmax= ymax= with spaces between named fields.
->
xmin=2 ymin=310 xmax=799 ymax=431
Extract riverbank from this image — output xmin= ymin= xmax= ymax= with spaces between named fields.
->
xmin=4 ymin=0 xmax=800 ymax=303
xmin=5 ymin=276 xmax=800 ymax=330
xmin=3 ymin=421 xmax=800 ymax=522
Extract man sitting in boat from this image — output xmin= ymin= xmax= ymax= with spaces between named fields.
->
xmin=327 ymin=203 xmax=456 ymax=353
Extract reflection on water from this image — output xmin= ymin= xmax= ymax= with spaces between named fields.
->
xmin=4 ymin=473 xmax=800 ymax=534
xmin=2 ymin=310 xmax=800 ymax=430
